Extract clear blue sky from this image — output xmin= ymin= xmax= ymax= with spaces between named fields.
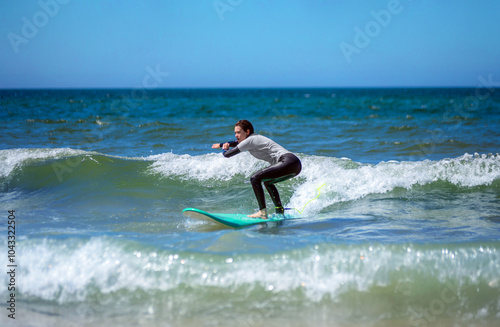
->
xmin=1 ymin=0 xmax=499 ymax=88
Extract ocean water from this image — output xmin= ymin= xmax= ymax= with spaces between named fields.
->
xmin=1 ymin=88 xmax=500 ymax=326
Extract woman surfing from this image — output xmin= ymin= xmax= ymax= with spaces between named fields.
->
xmin=212 ymin=120 xmax=302 ymax=219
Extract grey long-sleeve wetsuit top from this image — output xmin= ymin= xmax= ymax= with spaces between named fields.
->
xmin=222 ymin=134 xmax=291 ymax=165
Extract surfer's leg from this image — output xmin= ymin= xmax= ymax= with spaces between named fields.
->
xmin=250 ymin=173 xmax=267 ymax=211
xmin=249 ymin=154 xmax=301 ymax=217
xmin=264 ymin=181 xmax=284 ymax=214
xmin=249 ymin=172 xmax=268 ymax=218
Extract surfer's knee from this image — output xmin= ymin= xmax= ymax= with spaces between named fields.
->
xmin=250 ymin=175 xmax=261 ymax=187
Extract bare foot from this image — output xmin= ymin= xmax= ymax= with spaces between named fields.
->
xmin=248 ymin=209 xmax=268 ymax=219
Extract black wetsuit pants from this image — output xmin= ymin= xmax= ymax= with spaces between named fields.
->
xmin=250 ymin=153 xmax=302 ymax=214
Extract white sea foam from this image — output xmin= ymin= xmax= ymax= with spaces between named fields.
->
xmin=288 ymin=153 xmax=500 ymax=214
xmin=10 ymin=237 xmax=499 ymax=305
xmin=147 ymin=152 xmax=266 ymax=181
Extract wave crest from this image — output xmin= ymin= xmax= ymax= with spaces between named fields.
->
xmin=2 ymin=149 xmax=499 ymax=215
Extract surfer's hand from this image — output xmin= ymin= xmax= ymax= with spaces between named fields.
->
xmin=222 ymin=143 xmax=230 ymax=150
xmin=212 ymin=143 xmax=221 ymax=149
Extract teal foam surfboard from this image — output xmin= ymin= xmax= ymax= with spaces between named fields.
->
xmin=182 ymin=207 xmax=288 ymax=228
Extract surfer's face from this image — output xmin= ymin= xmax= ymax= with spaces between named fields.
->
xmin=234 ymin=126 xmax=249 ymax=142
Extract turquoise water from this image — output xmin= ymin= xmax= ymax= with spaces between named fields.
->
xmin=1 ymin=88 xmax=500 ymax=326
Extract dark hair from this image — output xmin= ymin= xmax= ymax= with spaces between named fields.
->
xmin=235 ymin=120 xmax=254 ymax=135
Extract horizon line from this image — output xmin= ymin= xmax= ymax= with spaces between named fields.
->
xmin=0 ymin=85 xmax=491 ymax=91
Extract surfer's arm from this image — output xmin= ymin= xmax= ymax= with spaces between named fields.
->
xmin=222 ymin=141 xmax=238 ymax=148
xmin=222 ymin=146 xmax=241 ymax=158
xmin=212 ymin=141 xmax=238 ymax=149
